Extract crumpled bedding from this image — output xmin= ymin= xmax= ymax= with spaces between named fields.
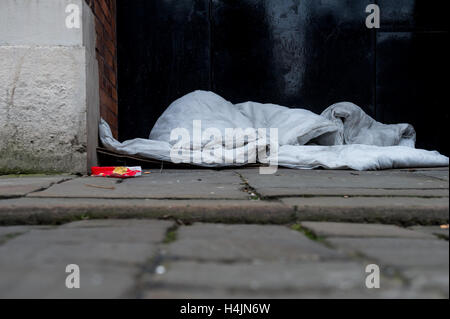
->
xmin=99 ymin=90 xmax=448 ymax=171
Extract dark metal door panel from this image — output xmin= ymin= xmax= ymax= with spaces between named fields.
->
xmin=210 ymin=0 xmax=277 ymax=105
xmin=117 ymin=0 xmax=447 ymax=154
xmin=117 ymin=0 xmax=211 ymax=141
xmin=211 ymin=0 xmax=375 ymax=115
xmin=379 ymin=0 xmax=449 ymax=31
xmin=376 ymin=0 xmax=449 ymax=155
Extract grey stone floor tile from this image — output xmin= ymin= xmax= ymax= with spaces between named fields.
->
xmin=0 ymin=176 xmax=72 ymax=198
xmin=165 ymin=223 xmax=343 ymax=262
xmin=301 ymin=222 xmax=435 ymax=239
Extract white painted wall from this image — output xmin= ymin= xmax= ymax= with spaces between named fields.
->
xmin=0 ymin=0 xmax=99 ymax=173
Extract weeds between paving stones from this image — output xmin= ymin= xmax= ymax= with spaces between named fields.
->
xmin=163 ymin=225 xmax=180 ymax=244
xmin=291 ymin=223 xmax=324 ymax=242
xmin=0 ymin=232 xmax=23 ymax=245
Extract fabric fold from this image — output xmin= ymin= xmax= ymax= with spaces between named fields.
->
xmin=99 ymin=90 xmax=448 ymax=170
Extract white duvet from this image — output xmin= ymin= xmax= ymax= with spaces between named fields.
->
xmin=100 ymin=90 xmax=448 ymax=171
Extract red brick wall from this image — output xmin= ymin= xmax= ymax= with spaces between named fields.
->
xmin=85 ymin=0 xmax=118 ymax=138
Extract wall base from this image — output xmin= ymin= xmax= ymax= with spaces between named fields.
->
xmin=0 ymin=46 xmax=89 ymax=174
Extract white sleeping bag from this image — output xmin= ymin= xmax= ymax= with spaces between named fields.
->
xmin=100 ymin=90 xmax=448 ymax=170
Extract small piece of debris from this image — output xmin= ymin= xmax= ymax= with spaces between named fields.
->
xmin=440 ymin=224 xmax=449 ymax=229
xmin=155 ymin=265 xmax=166 ymax=275
xmin=84 ymin=184 xmax=115 ymax=190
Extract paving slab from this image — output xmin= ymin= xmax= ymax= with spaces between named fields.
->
xmin=148 ymin=261 xmax=369 ymax=291
xmin=397 ymin=167 xmax=449 ymax=171
xmin=1 ymin=240 xmax=158 ymax=267
xmin=142 ymin=287 xmax=442 ymax=299
xmin=237 ymin=168 xmax=449 ymax=197
xmin=0 ymin=263 xmax=138 ymax=299
xmin=143 ymin=261 xmax=409 ymax=298
xmin=258 ymin=187 xmax=449 ymax=197
xmin=301 ymin=222 xmax=435 ymax=239
xmin=28 ymin=171 xmax=248 ymax=199
xmin=0 ymin=196 xmax=447 ymax=226
xmin=0 ymin=220 xmax=173 ymax=298
xmin=414 ymin=170 xmax=449 ymax=182
xmin=61 ymin=219 xmax=174 ymax=229
xmin=328 ymin=238 xmax=449 ymax=268
xmin=165 ymin=224 xmax=343 ymax=262
xmin=0 ymin=176 xmax=72 ymax=198
xmin=283 ymin=197 xmax=449 ymax=225
xmin=409 ymin=226 xmax=449 ymax=240
xmin=0 ymin=198 xmax=295 ymax=225
xmin=0 ymin=225 xmax=49 ymax=237
xmin=0 ymin=220 xmax=172 ymax=267
xmin=0 ymin=168 xmax=448 ymax=226
xmin=403 ymin=268 xmax=449 ymax=297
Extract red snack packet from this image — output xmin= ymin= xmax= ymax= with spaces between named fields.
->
xmin=91 ymin=166 xmax=142 ymax=178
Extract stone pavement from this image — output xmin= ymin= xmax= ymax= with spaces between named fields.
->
xmin=0 ymin=220 xmax=447 ymax=298
xmin=0 ymin=168 xmax=448 ymax=298
xmin=0 ymin=168 xmax=448 ymax=225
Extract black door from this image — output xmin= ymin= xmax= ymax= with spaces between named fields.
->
xmin=117 ymin=0 xmax=448 ymax=155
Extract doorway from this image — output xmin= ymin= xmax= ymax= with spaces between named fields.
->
xmin=116 ymin=0 xmax=448 ymax=155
